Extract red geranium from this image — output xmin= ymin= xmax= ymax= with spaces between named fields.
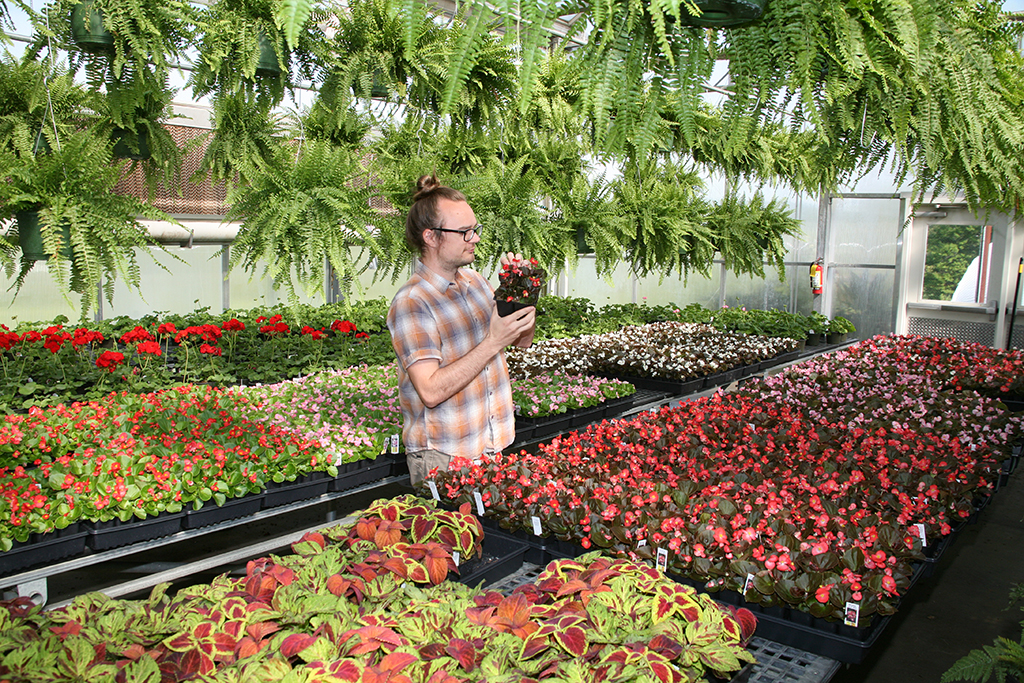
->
xmin=95 ymin=350 xmax=125 ymax=371
xmin=120 ymin=326 xmax=154 ymax=344
xmin=260 ymin=322 xmax=290 ymax=336
xmin=157 ymin=323 xmax=177 ymax=336
xmin=136 ymin=341 xmax=162 ymax=356
xmin=199 ymin=344 xmax=223 ymax=356
xmin=300 ymin=325 xmax=325 ymax=340
xmin=222 ymin=318 xmax=245 ymax=332
xmin=332 ymin=320 xmax=357 ymax=334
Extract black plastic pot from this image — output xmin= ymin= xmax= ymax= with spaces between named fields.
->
xmin=495 ymin=299 xmax=534 ymax=318
xmin=70 ymin=0 xmax=115 ymax=53
xmin=112 ymin=127 xmax=151 ymax=160
xmin=15 ymin=210 xmax=72 ymax=261
xmin=676 ymin=0 xmax=768 ymax=27
xmin=256 ymin=33 xmax=282 ymax=77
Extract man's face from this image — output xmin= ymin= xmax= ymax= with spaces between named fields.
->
xmin=433 ymin=198 xmax=480 ymax=269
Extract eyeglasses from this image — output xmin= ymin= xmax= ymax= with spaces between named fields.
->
xmin=433 ymin=224 xmax=482 ymax=242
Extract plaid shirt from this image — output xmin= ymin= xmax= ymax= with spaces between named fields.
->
xmin=387 ymin=262 xmax=515 ymax=459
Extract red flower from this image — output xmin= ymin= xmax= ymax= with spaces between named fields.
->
xmin=157 ymin=323 xmax=177 ymax=336
xmin=43 ymin=333 xmax=71 ymax=354
xmin=0 ymin=331 xmax=20 ymax=350
xmin=331 ymin=320 xmax=357 ymax=334
xmin=95 ymin=350 xmax=125 ymax=371
xmin=136 ymin=341 xmax=162 ymax=356
xmin=120 ymin=326 xmax=154 ymax=345
xmin=355 ymin=332 xmax=369 ymax=339
xmin=301 ymin=325 xmax=325 ymax=340
xmin=221 ymin=318 xmax=245 ymax=332
xmin=199 ymin=344 xmax=223 ymax=356
xmin=260 ymin=322 xmax=290 ymax=336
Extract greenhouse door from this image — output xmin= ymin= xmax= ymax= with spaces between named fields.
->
xmin=821 ymin=194 xmax=904 ymax=339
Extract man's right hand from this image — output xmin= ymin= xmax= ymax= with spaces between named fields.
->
xmin=488 ymin=303 xmax=536 ymax=348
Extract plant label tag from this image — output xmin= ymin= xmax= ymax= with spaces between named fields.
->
xmin=913 ymin=522 xmax=927 ymax=547
xmin=531 ymin=516 xmax=542 ymax=536
xmin=844 ymin=602 xmax=860 ymax=628
xmin=452 ymin=551 xmax=460 ymax=567
xmin=656 ymin=548 xmax=668 ymax=572
xmin=473 ymin=491 xmax=484 ymax=516
xmin=390 ymin=434 xmax=399 ymax=454
xmin=380 ymin=439 xmax=388 ymax=455
xmin=748 ymin=423 xmax=756 ymax=432
xmin=427 ymin=480 xmax=440 ymax=501
xmin=637 ymin=539 xmax=647 ymax=548
xmin=743 ymin=573 xmax=755 ymax=597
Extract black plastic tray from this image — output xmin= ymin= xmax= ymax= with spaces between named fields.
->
xmin=261 ymin=473 xmax=330 ymax=509
xmin=0 ymin=525 xmax=90 ymax=576
xmin=86 ymin=510 xmax=185 ymax=550
xmin=599 ymin=373 xmax=705 ymax=396
xmin=456 ymin=527 xmax=528 ymax=588
xmin=185 ymin=494 xmax=264 ymax=529
xmin=329 ymin=456 xmax=393 ymax=493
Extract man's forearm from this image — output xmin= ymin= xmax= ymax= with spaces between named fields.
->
xmin=408 ymin=337 xmax=503 ymax=408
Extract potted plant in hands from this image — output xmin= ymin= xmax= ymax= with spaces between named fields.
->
xmin=494 ymin=258 xmax=546 ymax=317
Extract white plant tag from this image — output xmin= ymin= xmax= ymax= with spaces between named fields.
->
xmin=656 ymin=548 xmax=668 ymax=572
xmin=531 ymin=516 xmax=543 ymax=536
xmin=380 ymin=438 xmax=388 ymax=455
xmin=427 ymin=480 xmax=440 ymax=501
xmin=473 ymin=491 xmax=484 ymax=516
xmin=452 ymin=551 xmax=460 ymax=567
xmin=637 ymin=539 xmax=647 ymax=548
xmin=914 ymin=522 xmax=927 ymax=547
xmin=743 ymin=573 xmax=755 ymax=596
xmin=844 ymin=602 xmax=860 ymax=628
xmin=390 ymin=434 xmax=399 ymax=454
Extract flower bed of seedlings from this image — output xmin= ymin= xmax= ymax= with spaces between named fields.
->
xmin=235 ymin=365 xmax=403 ymax=463
xmin=0 ymin=496 xmax=755 ymax=683
xmin=511 ymin=371 xmax=636 ymax=418
xmin=429 ymin=335 xmax=1024 ymax=625
xmin=508 ymin=322 xmax=798 ymax=380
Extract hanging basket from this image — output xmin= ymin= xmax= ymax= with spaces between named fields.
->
xmin=112 ymin=127 xmax=151 ymax=160
xmin=256 ymin=33 xmax=282 ymax=77
xmin=70 ymin=0 xmax=115 ymax=53
xmin=15 ymin=210 xmax=72 ymax=261
xmin=678 ymin=0 xmax=768 ymax=28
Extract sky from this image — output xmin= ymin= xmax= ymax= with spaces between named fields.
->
xmin=1005 ymin=0 xmax=1024 ymax=11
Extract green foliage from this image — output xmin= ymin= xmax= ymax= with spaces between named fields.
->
xmin=942 ymin=583 xmax=1024 ymax=683
xmin=226 ymin=138 xmax=390 ymax=307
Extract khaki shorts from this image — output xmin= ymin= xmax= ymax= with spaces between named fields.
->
xmin=407 ymin=449 xmax=452 ymax=486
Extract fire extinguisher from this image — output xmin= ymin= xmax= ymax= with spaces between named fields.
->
xmin=809 ymin=259 xmax=824 ymax=295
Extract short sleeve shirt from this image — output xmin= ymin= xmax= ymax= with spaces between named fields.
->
xmin=386 ymin=262 xmax=515 ymax=458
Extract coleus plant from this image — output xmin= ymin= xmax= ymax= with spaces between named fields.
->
xmin=428 ymin=335 xmax=1024 ymax=624
xmin=0 ymin=498 xmax=755 ymax=682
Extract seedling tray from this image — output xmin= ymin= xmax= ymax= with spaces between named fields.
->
xmin=86 ymin=511 xmax=185 ymax=550
xmin=185 ymin=494 xmax=264 ymax=529
xmin=329 ymin=456 xmax=393 ymax=493
xmin=261 ymin=473 xmax=330 ymax=510
xmin=599 ymin=373 xmax=705 ymax=396
xmin=0 ymin=525 xmax=90 ymax=576
xmin=457 ymin=527 xmax=528 ymax=588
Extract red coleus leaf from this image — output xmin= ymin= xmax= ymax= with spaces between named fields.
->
xmin=648 ymin=655 xmax=683 ymax=683
xmin=552 ymin=626 xmax=587 ymax=657
xmin=339 ymin=625 xmax=406 ymax=656
xmin=407 ymin=562 xmax=429 ymax=583
xmin=375 ymin=519 xmax=405 ymax=548
xmin=318 ymin=660 xmax=362 ymax=681
xmin=495 ymin=593 xmax=539 ymax=638
xmin=267 ymin=564 xmax=295 ymax=586
xmin=445 ymin=638 xmax=477 ymax=671
xmin=437 ymin=527 xmax=457 ymax=548
xmin=280 ymin=633 xmax=317 ymax=659
xmin=235 ymin=636 xmax=264 ymax=660
xmin=425 ymin=669 xmax=463 ymax=683
xmin=356 ymin=518 xmax=378 ymax=541
xmin=378 ymin=651 xmax=418 ymax=673
xmin=412 ymin=516 xmax=438 ymax=543
xmin=423 ymin=544 xmax=453 ymax=585
xmin=419 ymin=643 xmax=448 ymax=660
xmin=244 ymin=574 xmax=278 ymax=604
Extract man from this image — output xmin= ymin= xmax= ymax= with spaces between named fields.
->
xmin=387 ymin=174 xmax=537 ymax=485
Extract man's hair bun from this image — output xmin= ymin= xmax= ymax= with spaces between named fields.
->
xmin=414 ymin=173 xmax=441 ymax=200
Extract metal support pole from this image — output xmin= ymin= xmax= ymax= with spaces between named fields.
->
xmin=1007 ymin=257 xmax=1022 ymax=349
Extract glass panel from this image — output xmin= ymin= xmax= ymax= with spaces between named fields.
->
xmin=724 ymin=266 xmax=791 ymax=311
xmin=636 ymin=268 xmax=720 ymax=309
xmin=792 ymin=264 xmax=816 ymax=315
xmin=0 ymin=263 xmax=82 ymax=325
xmin=923 ymin=224 xmax=991 ymax=303
xmin=564 ymin=257 xmax=635 ymax=306
xmin=228 ymin=258 xmax=324 ymax=310
xmin=108 ymin=245 xmax=224 ymax=318
xmin=829 ymin=197 xmax=900 ymax=266
xmin=831 ymin=267 xmax=896 ymax=338
xmin=731 ymin=182 xmax=817 ymax=263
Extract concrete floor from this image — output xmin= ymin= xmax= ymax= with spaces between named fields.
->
xmin=831 ymin=474 xmax=1024 ymax=683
